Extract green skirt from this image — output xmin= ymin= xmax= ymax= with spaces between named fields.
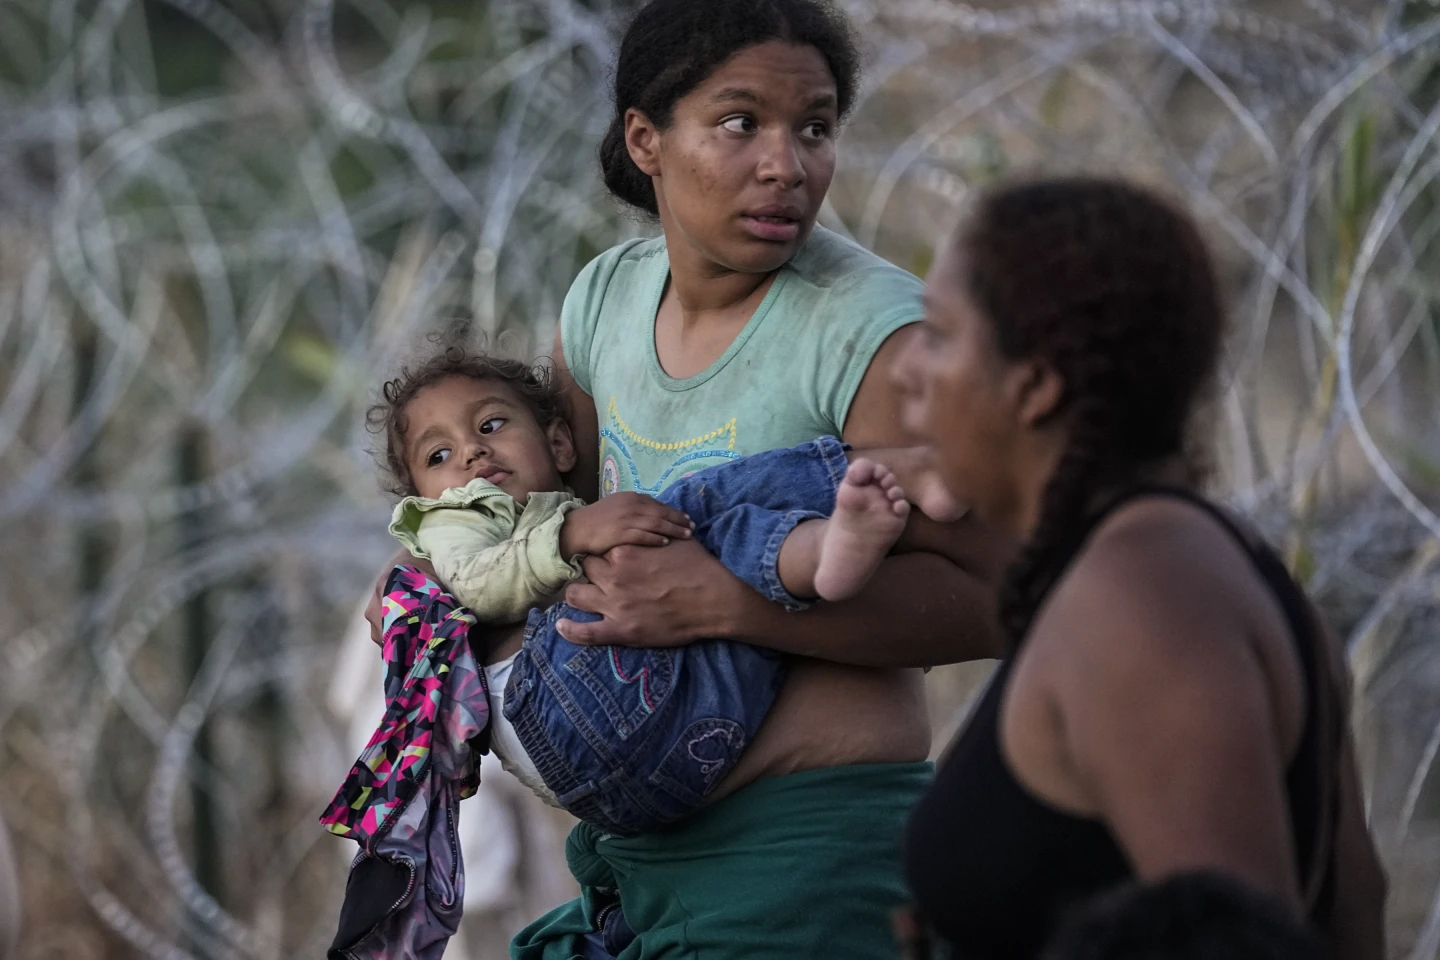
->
xmin=511 ymin=761 xmax=933 ymax=960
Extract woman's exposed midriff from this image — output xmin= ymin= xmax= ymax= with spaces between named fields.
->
xmin=708 ymin=658 xmax=931 ymax=803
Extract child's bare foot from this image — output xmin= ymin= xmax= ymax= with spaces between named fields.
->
xmin=867 ymin=446 xmax=967 ymax=522
xmin=813 ymin=458 xmax=910 ymax=601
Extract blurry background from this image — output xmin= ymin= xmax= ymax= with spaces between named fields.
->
xmin=1 ymin=0 xmax=1438 ymax=957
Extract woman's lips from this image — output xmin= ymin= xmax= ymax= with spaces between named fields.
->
xmin=740 ymin=214 xmax=801 ymax=242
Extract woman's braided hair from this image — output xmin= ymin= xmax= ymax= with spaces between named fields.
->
xmin=958 ymin=178 xmax=1225 ymax=647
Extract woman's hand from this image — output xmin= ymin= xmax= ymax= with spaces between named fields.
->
xmin=364 ymin=550 xmax=439 ymax=645
xmin=557 ymin=538 xmax=757 ymax=647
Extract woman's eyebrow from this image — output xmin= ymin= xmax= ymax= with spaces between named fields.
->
xmin=708 ymin=87 xmax=763 ymax=106
xmin=804 ymin=93 xmax=837 ymax=112
xmin=707 ymin=88 xmax=836 ymax=113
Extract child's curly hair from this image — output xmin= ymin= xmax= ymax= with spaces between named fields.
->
xmin=366 ymin=345 xmax=566 ymax=497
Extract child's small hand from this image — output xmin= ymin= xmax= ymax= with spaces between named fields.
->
xmin=560 ymin=493 xmax=694 ymax=558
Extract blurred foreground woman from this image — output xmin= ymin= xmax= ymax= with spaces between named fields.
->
xmin=899 ymin=177 xmax=1386 ymax=960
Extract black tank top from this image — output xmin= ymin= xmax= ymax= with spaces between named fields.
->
xmin=904 ymin=487 xmax=1337 ymax=959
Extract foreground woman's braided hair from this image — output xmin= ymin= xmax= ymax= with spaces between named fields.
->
xmin=958 ymin=178 xmax=1225 ymax=646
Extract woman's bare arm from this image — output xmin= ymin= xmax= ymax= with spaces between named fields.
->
xmin=1043 ymin=514 xmax=1308 ymax=907
xmin=1058 ymin=587 xmax=1384 ymax=960
xmin=1052 ymin=510 xmax=1386 ymax=960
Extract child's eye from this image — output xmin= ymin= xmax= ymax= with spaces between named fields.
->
xmin=478 ymin=417 xmax=506 ymax=435
xmin=721 ymin=115 xmax=756 ymax=135
xmin=427 ymin=448 xmax=452 ymax=467
xmin=801 ymin=121 xmax=830 ymax=141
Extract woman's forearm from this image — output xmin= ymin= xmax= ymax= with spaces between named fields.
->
xmin=722 ymin=552 xmax=1004 ymax=667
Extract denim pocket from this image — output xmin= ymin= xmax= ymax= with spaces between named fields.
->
xmin=646 ymin=717 xmax=747 ymax=807
xmin=563 ymin=645 xmax=678 ymax=740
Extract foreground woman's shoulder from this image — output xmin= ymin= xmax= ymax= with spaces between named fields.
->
xmin=1041 ymin=497 xmax=1266 ymax=668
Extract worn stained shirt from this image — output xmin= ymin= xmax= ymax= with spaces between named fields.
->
xmin=388 ymin=479 xmax=584 ymax=624
xmin=561 ymin=224 xmax=923 ymax=497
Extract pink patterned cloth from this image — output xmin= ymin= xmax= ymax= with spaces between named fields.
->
xmin=321 ymin=567 xmax=491 ymax=960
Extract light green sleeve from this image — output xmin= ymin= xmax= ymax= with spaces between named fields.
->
xmin=388 ymin=479 xmax=586 ymax=623
xmin=813 ymin=266 xmax=924 ymax=434
xmin=560 ymin=237 xmax=655 ymax=397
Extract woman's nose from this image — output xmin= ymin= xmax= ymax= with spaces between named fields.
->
xmin=757 ymin=133 xmax=804 ymax=188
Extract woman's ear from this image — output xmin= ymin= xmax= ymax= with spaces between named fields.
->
xmin=548 ymin=418 xmax=578 ymax=475
xmin=1009 ymin=359 xmax=1066 ymax=429
xmin=624 ymin=107 xmax=662 ymax=177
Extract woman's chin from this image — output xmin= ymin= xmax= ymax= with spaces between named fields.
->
xmin=721 ymin=248 xmax=798 ymax=275
xmin=931 ymin=467 xmax=987 ymax=518
xmin=715 ymin=230 xmax=811 ymax=273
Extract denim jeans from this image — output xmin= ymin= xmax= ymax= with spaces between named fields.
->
xmin=580 ymin=894 xmax=637 ymax=959
xmin=503 ymin=436 xmax=850 ymax=836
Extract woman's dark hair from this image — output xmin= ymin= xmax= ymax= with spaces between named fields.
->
xmin=366 ymin=345 xmax=565 ymax=497
xmin=957 ymin=177 xmax=1224 ymax=647
xmin=1043 ymin=872 xmax=1328 ymax=960
xmin=600 ymin=0 xmax=861 ymax=215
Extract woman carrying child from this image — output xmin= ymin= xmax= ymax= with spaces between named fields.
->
xmin=353 ymin=0 xmax=1005 ymax=957
xmin=537 ymin=0 xmax=1009 ymax=955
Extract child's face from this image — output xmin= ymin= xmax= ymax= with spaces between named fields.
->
xmin=402 ymin=375 xmax=576 ymax=502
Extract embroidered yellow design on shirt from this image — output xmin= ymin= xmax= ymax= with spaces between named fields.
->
xmin=606 ymin=397 xmax=737 ymax=452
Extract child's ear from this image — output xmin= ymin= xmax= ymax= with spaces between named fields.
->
xmin=547 ymin=419 xmax=578 ymax=474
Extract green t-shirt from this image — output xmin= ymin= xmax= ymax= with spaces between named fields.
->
xmin=560 ymin=225 xmax=924 ymax=496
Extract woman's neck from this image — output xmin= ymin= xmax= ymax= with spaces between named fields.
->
xmin=1013 ymin=453 xmax=1196 ymax=540
xmin=661 ymin=218 xmax=779 ymax=323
